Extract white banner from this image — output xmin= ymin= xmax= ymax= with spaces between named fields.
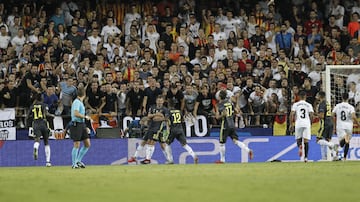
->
xmin=0 ymin=108 xmax=16 ymax=140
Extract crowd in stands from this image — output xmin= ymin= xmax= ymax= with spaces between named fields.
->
xmin=0 ymin=0 xmax=360 ymax=129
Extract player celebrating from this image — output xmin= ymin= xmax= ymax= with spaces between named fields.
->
xmin=165 ymin=100 xmax=199 ymax=164
xmin=215 ymin=90 xmax=253 ymax=164
xmin=29 ymin=93 xmax=54 ymax=167
xmin=316 ymin=91 xmax=337 ymax=160
xmin=332 ymin=93 xmax=359 ymax=161
xmin=290 ymin=91 xmax=314 ymax=162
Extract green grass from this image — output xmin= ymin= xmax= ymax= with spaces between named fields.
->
xmin=0 ymin=162 xmax=359 ymax=202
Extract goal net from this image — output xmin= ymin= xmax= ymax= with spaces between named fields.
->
xmin=324 ymin=65 xmax=360 ymax=109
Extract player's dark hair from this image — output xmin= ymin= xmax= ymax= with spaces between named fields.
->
xmin=34 ymin=92 xmax=42 ymax=102
xmin=342 ymin=92 xmax=349 ymax=100
xmin=318 ymin=91 xmax=326 ymax=98
xmin=299 ymin=90 xmax=307 ymax=98
xmin=219 ymin=90 xmax=227 ymax=100
xmin=157 ymin=95 xmax=165 ymax=100
xmin=77 ymin=84 xmax=86 ymax=97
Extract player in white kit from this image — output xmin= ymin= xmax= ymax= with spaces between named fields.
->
xmin=332 ymin=93 xmax=359 ymax=161
xmin=290 ymin=91 xmax=314 ymax=162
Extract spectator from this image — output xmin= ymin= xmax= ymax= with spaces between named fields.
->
xmin=117 ymin=82 xmax=127 ymax=118
xmin=142 ymin=76 xmax=162 ymax=113
xmin=85 ymin=81 xmax=104 ymax=115
xmin=329 ymin=0 xmax=345 ymax=29
xmin=304 ymin=10 xmax=323 ymax=35
xmin=65 ymin=24 xmax=84 ymax=50
xmin=101 ymin=17 xmax=121 ymax=43
xmin=126 ymin=80 xmax=144 ymax=117
xmin=49 ymin=7 xmax=65 ymax=32
xmin=0 ymin=25 xmax=11 ymax=50
xmin=250 ymin=25 xmax=266 ymax=50
xmin=100 ymin=82 xmax=117 ymax=116
xmin=248 ymin=85 xmax=266 ymax=125
xmin=17 ymin=64 xmax=41 ymax=108
xmin=348 ymin=12 xmax=360 ymax=38
xmin=275 ymin=23 xmax=292 ymax=56
xmin=58 ymin=76 xmax=77 ymax=115
xmin=11 ymin=28 xmax=26 ymax=56
xmin=123 ymin=4 xmax=141 ymax=38
xmin=43 ymin=85 xmax=59 ymax=114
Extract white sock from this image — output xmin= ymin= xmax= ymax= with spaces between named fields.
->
xmin=146 ymin=145 xmax=155 ymax=160
xmin=165 ymin=144 xmax=173 ymax=162
xmin=183 ymin=144 xmax=196 ymax=159
xmin=318 ymin=139 xmax=333 ymax=148
xmin=134 ymin=144 xmax=144 ymax=158
xmin=45 ymin=145 xmax=51 ymax=162
xmin=219 ymin=143 xmax=226 ymax=162
xmin=320 ymin=145 xmax=327 ymax=160
xmin=33 ymin=142 xmax=40 ymax=150
xmin=161 ymin=148 xmax=168 ymax=161
xmin=234 ymin=140 xmax=250 ymax=152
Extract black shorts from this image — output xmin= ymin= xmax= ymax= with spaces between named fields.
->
xmin=219 ymin=128 xmax=238 ymax=143
xmin=167 ymin=128 xmax=187 ymax=145
xmin=33 ymin=121 xmax=50 ymax=139
xmin=317 ymin=120 xmax=333 ymax=140
xmin=69 ymin=122 xmax=89 ymax=141
xmin=146 ymin=126 xmax=169 ymax=143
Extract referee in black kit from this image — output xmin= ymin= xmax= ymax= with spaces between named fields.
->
xmin=70 ymin=83 xmax=92 ymax=169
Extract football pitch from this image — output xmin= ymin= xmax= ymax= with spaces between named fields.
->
xmin=0 ymin=162 xmax=359 ymax=202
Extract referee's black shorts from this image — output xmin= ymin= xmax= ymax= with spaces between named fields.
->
xmin=70 ymin=122 xmax=89 ymax=141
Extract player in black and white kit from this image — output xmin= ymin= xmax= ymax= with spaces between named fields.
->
xmin=316 ymin=91 xmax=337 ymax=160
xmin=164 ymin=100 xmax=199 ymax=164
xmin=215 ymin=90 xmax=253 ymax=163
xmin=29 ymin=93 xmax=53 ymax=167
xmin=332 ymin=93 xmax=359 ymax=161
xmin=140 ymin=95 xmax=170 ymax=164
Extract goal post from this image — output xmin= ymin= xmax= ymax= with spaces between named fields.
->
xmin=324 ymin=65 xmax=360 ymax=161
xmin=324 ymin=65 xmax=360 ymax=107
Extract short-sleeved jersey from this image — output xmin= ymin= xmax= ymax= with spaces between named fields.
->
xmin=71 ymin=98 xmax=85 ymax=123
xmin=291 ymin=100 xmax=314 ymax=128
xmin=29 ymin=102 xmax=48 ymax=122
xmin=148 ymin=105 xmax=169 ymax=130
xmin=217 ymin=100 xmax=235 ymax=129
xmin=169 ymin=109 xmax=184 ymax=131
xmin=332 ymin=102 xmax=356 ymax=129
xmin=318 ymin=100 xmax=333 ymax=126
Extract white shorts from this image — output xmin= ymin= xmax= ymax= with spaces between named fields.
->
xmin=336 ymin=128 xmax=353 ymax=141
xmin=295 ymin=127 xmax=311 ymax=140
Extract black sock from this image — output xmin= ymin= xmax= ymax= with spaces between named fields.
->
xmin=297 ymin=139 xmax=302 ymax=147
xmin=304 ymin=142 xmax=309 ymax=158
xmin=340 ymin=139 xmax=346 ymax=147
xmin=344 ymin=143 xmax=349 ymax=159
